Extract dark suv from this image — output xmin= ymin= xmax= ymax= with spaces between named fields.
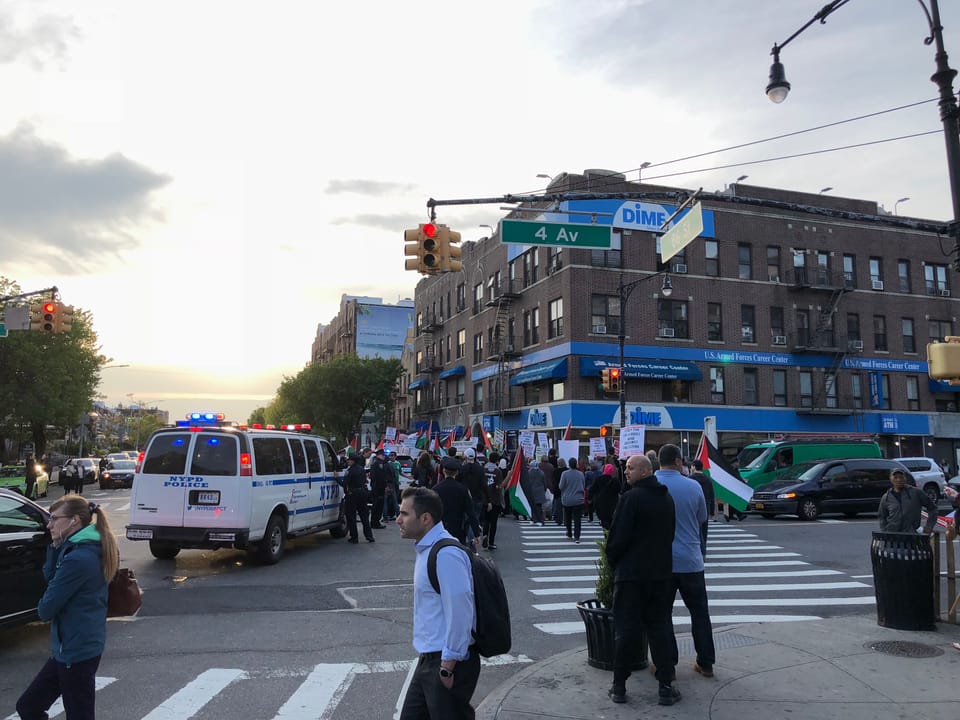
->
xmin=748 ymin=458 xmax=913 ymax=521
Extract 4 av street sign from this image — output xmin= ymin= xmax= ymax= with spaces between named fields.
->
xmin=500 ymin=219 xmax=611 ymax=248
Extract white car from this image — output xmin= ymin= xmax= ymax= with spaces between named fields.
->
xmin=896 ymin=457 xmax=946 ymax=503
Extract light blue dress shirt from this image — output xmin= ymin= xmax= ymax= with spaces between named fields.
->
xmin=656 ymin=468 xmax=708 ymax=573
xmin=412 ymin=522 xmax=475 ymax=661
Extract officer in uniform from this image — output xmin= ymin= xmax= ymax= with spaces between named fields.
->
xmin=344 ymin=454 xmax=375 ymax=543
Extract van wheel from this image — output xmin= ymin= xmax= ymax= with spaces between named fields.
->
xmin=257 ymin=513 xmax=286 ymax=564
xmin=149 ymin=540 xmax=180 ymax=559
xmin=329 ymin=511 xmax=348 ymax=539
xmin=923 ymin=484 xmax=940 ymax=505
xmin=797 ymin=498 xmax=820 ymax=521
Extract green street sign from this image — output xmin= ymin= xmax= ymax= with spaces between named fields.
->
xmin=0 ymin=323 xmax=6 ymax=338
xmin=500 ymin=219 xmax=612 ymax=248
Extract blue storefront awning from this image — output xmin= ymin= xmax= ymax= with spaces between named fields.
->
xmin=408 ymin=377 xmax=429 ymax=390
xmin=928 ymin=377 xmax=960 ymax=393
xmin=580 ymin=357 xmax=703 ymax=381
xmin=510 ymin=358 xmax=568 ymax=386
xmin=439 ymin=365 xmax=466 ymax=379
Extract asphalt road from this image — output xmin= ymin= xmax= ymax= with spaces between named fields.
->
xmin=1 ymin=484 xmax=955 ymax=719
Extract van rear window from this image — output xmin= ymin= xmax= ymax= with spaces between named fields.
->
xmin=191 ymin=434 xmax=238 ymax=476
xmin=253 ymin=438 xmax=293 ymax=475
xmin=142 ymin=434 xmax=191 ymax=475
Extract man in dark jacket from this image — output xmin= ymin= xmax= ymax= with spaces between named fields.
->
xmin=458 ymin=448 xmax=486 ymax=540
xmin=344 ymin=454 xmax=375 ymax=543
xmin=434 ymin=463 xmax=481 ymax=547
xmin=368 ymin=449 xmax=392 ymax=529
xmin=605 ymin=454 xmax=679 ymax=707
xmin=691 ymin=459 xmax=715 ymax=558
xmin=878 ymin=467 xmax=937 ymax=533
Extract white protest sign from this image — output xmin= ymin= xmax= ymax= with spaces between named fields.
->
xmin=618 ymin=425 xmax=646 ymax=459
xmin=557 ymin=440 xmax=579 ymax=465
xmin=385 ymin=426 xmax=397 ymax=441
xmin=519 ymin=431 xmax=536 ymax=458
xmin=536 ymin=432 xmax=550 ymax=450
xmin=590 ymin=437 xmax=607 ymax=458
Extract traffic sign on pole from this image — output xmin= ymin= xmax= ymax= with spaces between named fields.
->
xmin=659 ymin=201 xmax=704 ymax=263
xmin=500 ymin=219 xmax=612 ymax=248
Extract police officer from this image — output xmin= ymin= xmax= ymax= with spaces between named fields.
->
xmin=24 ymin=455 xmax=38 ymax=499
xmin=344 ymin=454 xmax=375 ymax=543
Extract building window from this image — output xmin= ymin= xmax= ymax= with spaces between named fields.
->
xmin=815 ymin=251 xmax=830 ymax=285
xmin=710 ymin=367 xmax=725 ymax=404
xmin=707 ymin=302 xmax=723 ymax=341
xmin=472 ymin=383 xmax=483 ymax=413
xmin=591 ymin=294 xmax=621 ymax=334
xmin=473 ymin=332 xmax=483 ymax=364
xmin=796 ymin=309 xmax=810 ymax=346
xmin=906 ymin=376 xmax=920 ymax=410
xmin=843 ymin=254 xmax=856 ymax=288
xmin=851 ymin=373 xmax=863 ymax=409
xmin=770 ymin=306 xmax=785 ymax=340
xmin=662 ymin=379 xmax=691 ymax=402
xmin=925 ymin=263 xmax=950 ymax=295
xmin=550 ymin=381 xmax=564 ymax=402
xmin=456 ymin=283 xmax=466 ymax=312
xmin=767 ymin=246 xmax=781 ymax=281
xmin=456 ymin=378 xmax=465 ymax=404
xmin=847 ymin=313 xmax=861 ymax=344
xmin=456 ymin=329 xmax=465 ymax=359
xmin=591 ymin=231 xmax=622 ymax=268
xmin=531 ymin=248 xmax=540 ymax=282
xmin=741 ymin=305 xmax=756 ymax=343
xmin=873 ymin=315 xmax=888 ymax=351
xmin=738 ymin=243 xmax=752 ymax=280
xmin=898 ymin=260 xmax=911 ymax=293
xmin=473 ymin=283 xmax=483 ymax=314
xmin=824 ymin=372 xmax=838 ymax=408
xmin=416 ymin=350 xmax=423 ymax=374
xmin=773 ymin=370 xmax=787 ymax=407
xmin=929 ymin=319 xmax=952 ymax=342
xmin=743 ymin=368 xmax=758 ymax=405
xmin=902 ymin=318 xmax=915 ymax=354
xmin=869 ymin=257 xmax=883 ymax=285
xmin=705 ymin=240 xmax=719 ymax=277
xmin=881 ymin=374 xmax=891 ymax=410
xmin=446 ymin=334 xmax=452 ymax=363
xmin=799 ymin=371 xmax=813 ymax=408
xmin=524 ymin=307 xmax=540 ymax=346
xmin=658 ymin=299 xmax=689 ymax=339
xmin=548 ymin=298 xmax=564 ymax=339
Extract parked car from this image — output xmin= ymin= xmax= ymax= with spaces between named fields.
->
xmin=62 ymin=458 xmax=99 ymax=484
xmin=105 ymin=452 xmax=129 ymax=464
xmin=0 ymin=488 xmax=51 ymax=630
xmin=0 ymin=464 xmax=50 ymax=499
xmin=748 ymin=458 xmax=914 ymax=521
xmin=99 ymin=459 xmax=137 ymax=489
xmin=125 ymin=450 xmax=141 ymax=461
xmin=894 ymin=457 xmax=946 ymax=503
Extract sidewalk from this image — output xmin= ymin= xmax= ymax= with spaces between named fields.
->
xmin=478 ymin=615 xmax=960 ymax=720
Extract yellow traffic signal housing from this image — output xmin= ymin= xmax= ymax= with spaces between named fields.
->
xmin=58 ymin=305 xmax=75 ymax=333
xmin=928 ymin=337 xmax=960 ymax=384
xmin=404 ymin=227 xmax=424 ymax=272
xmin=439 ymin=226 xmax=463 ymax=272
xmin=41 ymin=302 xmax=57 ymax=332
xmin=29 ymin=302 xmax=44 ymax=331
xmin=404 ymin=223 xmax=441 ymax=275
xmin=599 ymin=368 xmax=611 ymax=392
xmin=609 ymin=367 xmax=621 ymax=393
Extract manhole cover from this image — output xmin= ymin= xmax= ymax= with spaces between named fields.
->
xmin=866 ymin=640 xmax=943 ymax=658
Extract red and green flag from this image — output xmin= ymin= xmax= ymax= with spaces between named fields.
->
xmin=699 ymin=436 xmax=753 ymax=512
xmin=505 ymin=447 xmax=532 ymax=517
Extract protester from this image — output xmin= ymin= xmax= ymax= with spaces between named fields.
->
xmin=413 ymin=451 xmax=436 ymax=488
xmin=24 ymin=454 xmax=38 ymax=499
xmin=605 ymin=454 xmax=679 ymax=706
xmin=559 ymin=457 xmax=586 ymax=543
xmin=526 ymin=459 xmax=547 ymax=526
xmin=17 ymin=496 xmax=119 ymax=720
xmin=589 ymin=463 xmax=621 ymax=530
xmin=458 ymin=449 xmax=486 ymax=542
xmin=368 ymin=449 xmax=392 ymax=529
xmin=434 ymin=462 xmax=481 ymax=546
xmin=482 ymin=453 xmax=505 ymax=549
xmin=878 ymin=468 xmax=937 ymax=533
xmin=657 ymin=444 xmax=716 ymax=680
xmin=690 ymin=459 xmax=715 ymax=558
xmin=538 ymin=456 xmax=556 ymax=522
xmin=396 ymin=488 xmax=480 ymax=719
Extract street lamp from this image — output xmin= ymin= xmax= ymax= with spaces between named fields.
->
xmin=77 ymin=412 xmax=99 ymax=458
xmin=766 ymin=0 xmax=960 ymax=270
xmin=638 ymin=161 xmax=652 ymax=180
xmin=894 ymin=197 xmax=911 ymax=215
xmin=618 ymin=272 xmax=673 ymax=428
xmin=536 ymin=173 xmax=553 ymax=183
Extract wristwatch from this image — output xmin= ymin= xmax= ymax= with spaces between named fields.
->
xmin=439 ymin=667 xmax=455 ymax=678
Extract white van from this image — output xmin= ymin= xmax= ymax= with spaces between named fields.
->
xmin=126 ymin=416 xmax=347 ymax=564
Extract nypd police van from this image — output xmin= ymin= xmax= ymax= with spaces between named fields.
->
xmin=126 ymin=414 xmax=346 ymax=564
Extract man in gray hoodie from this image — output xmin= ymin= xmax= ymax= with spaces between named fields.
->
xmin=558 ymin=458 xmax=585 ymax=543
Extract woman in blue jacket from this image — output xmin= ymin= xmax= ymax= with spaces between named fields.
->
xmin=17 ymin=495 xmax=119 ymax=720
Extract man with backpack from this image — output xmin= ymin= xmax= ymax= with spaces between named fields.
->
xmin=396 ymin=487 xmax=481 ymax=719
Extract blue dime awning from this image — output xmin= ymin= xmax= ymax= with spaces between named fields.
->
xmin=408 ymin=377 xmax=429 ymax=390
xmin=580 ymin=357 xmax=703 ymax=381
xmin=438 ymin=365 xmax=467 ymax=379
xmin=510 ymin=358 xmax=568 ymax=386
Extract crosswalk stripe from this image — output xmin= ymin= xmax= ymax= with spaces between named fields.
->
xmin=529 ymin=581 xmax=867 ymax=596
xmin=141 ymin=668 xmax=245 ymax=720
xmin=271 ymin=663 xmax=355 ymax=720
xmin=707 ymin=552 xmax=801 ymax=558
xmin=529 ymin=569 xmax=842 ymax=583
xmin=523 ymin=548 xmax=600 ymax=554
xmin=528 ymin=564 xmax=597 ymax=572
xmin=4 ymin=677 xmax=116 ymax=720
xmin=533 ymin=615 xmax=822 ymax=634
xmin=531 ymin=596 xmax=874 ymax=612
xmin=707 ymin=560 xmax=809 ymax=567
xmin=526 ymin=555 xmax=599 ymax=562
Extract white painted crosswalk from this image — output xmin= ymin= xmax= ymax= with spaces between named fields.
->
xmin=518 ymin=520 xmax=874 ymax=636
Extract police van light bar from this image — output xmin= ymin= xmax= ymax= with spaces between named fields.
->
xmin=280 ymin=423 xmax=312 ymax=432
xmin=176 ymin=412 xmax=229 ymax=428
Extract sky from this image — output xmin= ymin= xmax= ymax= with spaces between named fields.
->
xmin=2 ymin=0 xmax=958 ymax=424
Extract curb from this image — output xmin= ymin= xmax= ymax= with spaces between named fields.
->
xmin=476 ymin=646 xmax=585 ymax=720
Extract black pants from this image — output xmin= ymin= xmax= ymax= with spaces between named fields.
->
xmin=670 ymin=571 xmax=716 ymax=669
xmin=399 ymin=649 xmax=481 ymax=720
xmin=370 ymin=493 xmax=385 ymax=525
xmin=612 ymin=580 xmax=675 ymax=687
xmin=345 ymin=491 xmax=373 ymax=541
xmin=483 ymin=507 xmax=500 ymax=545
xmin=25 ymin=478 xmax=36 ymax=499
xmin=564 ymin=504 xmax=583 ymax=540
xmin=17 ymin=655 xmax=101 ymax=720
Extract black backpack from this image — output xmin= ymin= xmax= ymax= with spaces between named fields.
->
xmin=427 ymin=539 xmax=512 ymax=658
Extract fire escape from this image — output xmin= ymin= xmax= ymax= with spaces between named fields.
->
xmin=788 ymin=265 xmax=862 ymax=417
xmin=416 ymin=312 xmax=443 ymax=415
xmin=485 ymin=278 xmax=522 ymax=416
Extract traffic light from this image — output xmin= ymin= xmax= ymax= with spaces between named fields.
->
xmin=403 ymin=223 xmax=440 ymax=275
xmin=57 ymin=305 xmax=75 ymax=333
xmin=437 ymin=225 xmax=463 ymax=272
xmin=609 ymin=367 xmax=621 ymax=393
xmin=599 ymin=368 xmax=611 ymax=392
xmin=928 ymin=338 xmax=960 ymax=384
xmin=29 ymin=303 xmax=44 ymax=331
xmin=29 ymin=302 xmax=56 ymax=332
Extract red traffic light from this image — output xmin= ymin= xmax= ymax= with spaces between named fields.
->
xmin=610 ymin=368 xmax=620 ymax=379
xmin=422 ymin=223 xmax=437 ymax=238
xmin=43 ymin=302 xmax=56 ymax=313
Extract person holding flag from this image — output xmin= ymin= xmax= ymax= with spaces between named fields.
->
xmin=504 ymin=447 xmax=533 ymax=520
xmin=699 ymin=437 xmax=752 ymax=522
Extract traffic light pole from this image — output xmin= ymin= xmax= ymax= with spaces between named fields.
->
xmin=618 ymin=271 xmax=672 ymax=428
xmin=0 ymin=286 xmax=59 ymax=305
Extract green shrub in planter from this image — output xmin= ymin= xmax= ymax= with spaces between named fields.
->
xmin=595 ymin=529 xmax=613 ymax=608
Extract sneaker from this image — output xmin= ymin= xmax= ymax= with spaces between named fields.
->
xmin=347 ymin=538 xmax=359 ymax=544
xmin=693 ymin=662 xmax=714 ymax=678
xmin=536 ymin=522 xmax=544 ymax=526
xmin=658 ymin=684 xmax=681 ymax=706
xmin=575 ymin=539 xmax=580 ymax=544
xmin=488 ymin=544 xmax=497 ymax=550
xmin=366 ymin=536 xmax=376 ymax=543
xmin=608 ymin=684 xmax=626 ymax=704
xmin=482 ymin=539 xmax=489 ymax=549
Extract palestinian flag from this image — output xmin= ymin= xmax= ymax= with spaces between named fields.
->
xmin=443 ymin=428 xmax=456 ymax=449
xmin=415 ymin=421 xmax=431 ymax=450
xmin=699 ymin=436 xmax=753 ymax=512
xmin=506 ymin=447 xmax=532 ymax=516
xmin=482 ymin=428 xmax=494 ymax=454
xmin=563 ymin=419 xmax=573 ymax=440
xmin=463 ymin=425 xmax=472 ymax=441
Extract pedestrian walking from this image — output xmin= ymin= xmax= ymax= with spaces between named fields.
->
xmin=690 ymin=459 xmax=715 ymax=558
xmin=16 ymin=496 xmax=119 ymax=720
xmin=559 ymin=457 xmax=585 ymax=543
xmin=878 ymin=467 xmax=937 ymax=533
xmin=60 ymin=461 xmax=77 ymax=495
xmin=458 ymin=449 xmax=486 ymax=542
xmin=24 ymin=454 xmax=38 ymax=499
xmin=343 ymin=454 xmax=375 ymax=543
xmin=434 ymin=462 xmax=481 ymax=546
xmin=396 ymin=487 xmax=481 ymax=719
xmin=482 ymin=453 xmax=505 ymax=549
xmin=526 ymin=458 xmax=547 ymax=525
xmin=656 ymin=444 xmax=716 ymax=679
xmin=369 ymin=449 xmax=392 ymax=529
xmin=605 ymin=454 xmax=679 ymax=706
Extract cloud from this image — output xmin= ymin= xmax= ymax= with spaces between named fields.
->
xmin=0 ymin=125 xmax=171 ymax=271
xmin=325 ymin=178 xmax=418 ymax=195
xmin=0 ymin=7 xmax=80 ymax=69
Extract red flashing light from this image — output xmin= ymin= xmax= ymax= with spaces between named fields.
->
xmin=43 ymin=302 xmax=56 ymax=313
xmin=301 ymin=424 xmax=311 ymax=431
xmin=422 ymin=222 xmax=437 ymax=238
xmin=251 ymin=423 xmax=263 ymax=429
xmin=240 ymin=452 xmax=252 ymax=477
xmin=135 ymin=451 xmax=145 ymax=473
xmin=610 ymin=368 xmax=620 ymax=378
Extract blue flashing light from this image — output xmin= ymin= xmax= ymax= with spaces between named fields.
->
xmin=206 ymin=437 xmax=221 ymax=445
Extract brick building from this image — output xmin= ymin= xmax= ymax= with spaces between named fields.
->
xmin=402 ymin=170 xmax=960 ymax=463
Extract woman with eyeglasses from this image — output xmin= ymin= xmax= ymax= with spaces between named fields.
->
xmin=16 ymin=495 xmax=119 ymax=720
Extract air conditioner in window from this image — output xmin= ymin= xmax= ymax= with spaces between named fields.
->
xmin=772 ymin=335 xmax=787 ymax=345
xmin=592 ymin=324 xmax=607 ymax=334
xmin=851 ymin=340 xmax=864 ymax=351
xmin=941 ymin=289 xmax=952 ymax=297
xmin=673 ymin=263 xmax=688 ymax=274
xmin=872 ymin=279 xmax=885 ymax=291
xmin=505 ymin=344 xmax=515 ymax=352
xmin=659 ymin=327 xmax=675 ymax=338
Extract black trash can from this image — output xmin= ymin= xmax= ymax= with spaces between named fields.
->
xmin=870 ymin=531 xmax=936 ymax=631
xmin=576 ymin=598 xmax=648 ymax=671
